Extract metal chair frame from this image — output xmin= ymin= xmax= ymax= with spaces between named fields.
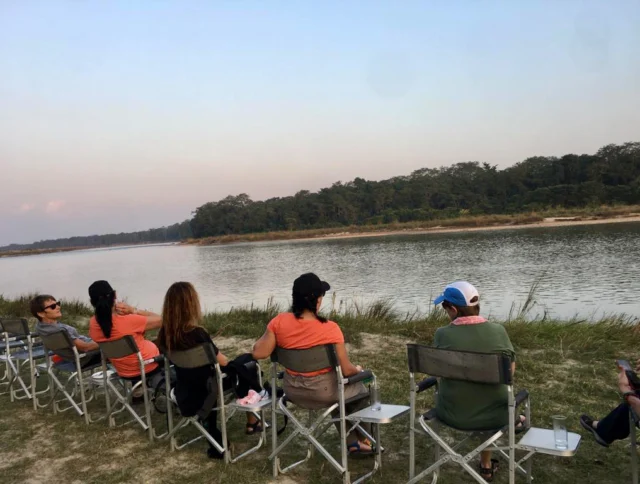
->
xmin=36 ymin=330 xmax=104 ymax=424
xmin=0 ymin=319 xmax=49 ymax=410
xmin=270 ymin=344 xmax=382 ymax=484
xmin=98 ymin=335 xmax=167 ymax=442
xmin=164 ymin=343 xmax=270 ymax=464
xmin=631 ymin=407 xmax=639 ymax=484
xmin=407 ymin=344 xmax=531 ymax=484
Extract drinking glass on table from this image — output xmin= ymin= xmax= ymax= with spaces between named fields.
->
xmin=552 ymin=415 xmax=568 ymax=449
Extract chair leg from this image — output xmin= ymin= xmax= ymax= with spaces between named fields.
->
xmin=631 ymin=410 xmax=638 ymax=484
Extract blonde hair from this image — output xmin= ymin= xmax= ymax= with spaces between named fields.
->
xmin=159 ymin=282 xmax=202 ymax=351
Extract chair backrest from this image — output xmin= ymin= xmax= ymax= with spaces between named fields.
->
xmin=167 ymin=343 xmax=217 ymax=369
xmin=98 ymin=335 xmax=139 ymax=359
xmin=39 ymin=330 xmax=75 ymax=360
xmin=0 ymin=318 xmax=30 ymax=336
xmin=407 ymin=344 xmax=512 ymax=385
xmin=271 ymin=344 xmax=338 ymax=374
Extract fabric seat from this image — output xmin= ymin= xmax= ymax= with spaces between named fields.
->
xmin=270 ymin=344 xmax=407 ymax=484
xmin=0 ymin=318 xmax=49 ymax=410
xmin=97 ymin=335 xmax=167 ymax=442
xmin=37 ymin=330 xmax=106 ymax=424
xmin=164 ymin=343 xmax=269 ymax=463
xmin=406 ymin=344 xmax=580 ymax=484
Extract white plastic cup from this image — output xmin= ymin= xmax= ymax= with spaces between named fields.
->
xmin=552 ymin=415 xmax=568 ymax=450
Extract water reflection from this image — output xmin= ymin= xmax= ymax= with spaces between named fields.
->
xmin=0 ymin=222 xmax=638 ymax=320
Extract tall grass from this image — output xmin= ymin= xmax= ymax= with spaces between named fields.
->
xmin=1 ymin=289 xmax=638 ymax=355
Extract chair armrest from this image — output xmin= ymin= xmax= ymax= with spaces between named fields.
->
xmin=417 ymin=376 xmax=438 ymax=393
xmin=346 ymin=369 xmax=374 ymax=385
xmin=515 ymin=389 xmax=529 ymax=407
xmin=144 ymin=355 xmax=165 ymax=365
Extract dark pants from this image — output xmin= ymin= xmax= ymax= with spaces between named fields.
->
xmin=202 ymin=354 xmax=262 ymax=453
xmin=597 ymin=403 xmax=633 ymax=443
xmin=79 ymin=351 xmax=102 ymax=369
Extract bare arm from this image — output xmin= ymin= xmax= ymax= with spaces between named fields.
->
xmin=115 ymin=303 xmax=161 ymax=331
xmin=74 ymin=338 xmax=99 ymax=353
xmin=252 ymin=329 xmax=276 ymax=360
xmin=335 ymin=343 xmax=361 ymax=377
xmin=217 ymin=351 xmax=229 ymax=367
xmin=511 ymin=361 xmax=516 ymax=377
xmin=138 ymin=311 xmax=162 ymax=331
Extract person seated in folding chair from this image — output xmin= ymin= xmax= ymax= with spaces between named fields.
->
xmin=87 ymin=280 xmax=163 ymax=390
xmin=157 ymin=281 xmax=265 ymax=459
xmin=581 ymin=360 xmax=640 ymax=447
xmin=252 ymin=272 xmax=375 ymax=457
xmin=31 ymin=294 xmax=102 ymax=368
xmin=433 ymin=281 xmax=522 ymax=482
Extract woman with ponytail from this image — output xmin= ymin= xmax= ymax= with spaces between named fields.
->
xmin=88 ymin=280 xmax=162 ymax=379
xmin=252 ymin=273 xmax=375 ymax=456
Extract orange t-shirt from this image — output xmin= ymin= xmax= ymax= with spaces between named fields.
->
xmin=89 ymin=314 xmax=159 ymax=378
xmin=267 ymin=312 xmax=345 ymax=376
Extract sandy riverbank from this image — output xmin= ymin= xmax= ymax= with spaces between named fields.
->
xmin=296 ymin=214 xmax=640 ymax=242
xmin=188 ymin=213 xmax=640 ymax=246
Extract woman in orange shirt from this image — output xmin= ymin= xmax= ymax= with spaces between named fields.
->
xmin=253 ymin=273 xmax=374 ymax=456
xmin=88 ymin=280 xmax=162 ymax=381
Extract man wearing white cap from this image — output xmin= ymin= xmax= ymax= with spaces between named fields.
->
xmin=433 ymin=281 xmax=518 ymax=481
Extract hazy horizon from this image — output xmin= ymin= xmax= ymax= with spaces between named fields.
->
xmin=2 ymin=1 xmax=639 ymax=246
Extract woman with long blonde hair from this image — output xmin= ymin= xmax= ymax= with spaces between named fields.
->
xmin=158 ymin=282 xmax=262 ymax=459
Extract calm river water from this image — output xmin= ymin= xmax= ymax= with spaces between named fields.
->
xmin=1 ymin=222 xmax=639 ymax=320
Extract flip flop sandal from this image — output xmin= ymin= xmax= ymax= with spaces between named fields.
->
xmin=479 ymin=458 xmax=499 ymax=482
xmin=580 ymin=414 xmax=610 ymax=447
xmin=515 ymin=414 xmax=528 ymax=434
xmin=246 ymin=421 xmax=263 ymax=435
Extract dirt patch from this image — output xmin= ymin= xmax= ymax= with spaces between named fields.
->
xmin=212 ymin=336 xmax=255 ymax=353
xmin=348 ymin=333 xmax=410 ymax=355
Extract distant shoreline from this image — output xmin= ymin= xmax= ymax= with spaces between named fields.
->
xmin=3 ymin=213 xmax=639 ymax=258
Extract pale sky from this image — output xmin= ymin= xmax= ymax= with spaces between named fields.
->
xmin=1 ymin=1 xmax=639 ymax=246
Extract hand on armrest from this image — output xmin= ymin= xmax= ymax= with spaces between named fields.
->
xmin=417 ymin=376 xmax=438 ymax=393
xmin=346 ymin=369 xmax=373 ymax=385
xmin=515 ymin=389 xmax=529 ymax=407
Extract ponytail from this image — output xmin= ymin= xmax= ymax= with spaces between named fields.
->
xmin=91 ymin=292 xmax=115 ymax=338
xmin=291 ymin=292 xmax=327 ymax=323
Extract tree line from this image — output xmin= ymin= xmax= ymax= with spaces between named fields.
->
xmin=3 ymin=141 xmax=639 ymax=251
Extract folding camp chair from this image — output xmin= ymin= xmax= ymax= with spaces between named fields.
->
xmin=97 ymin=335 xmax=166 ymax=442
xmin=407 ymin=344 xmax=581 ymax=484
xmin=0 ymin=322 xmax=28 ymax=385
xmin=164 ymin=343 xmax=271 ymax=463
xmin=36 ymin=330 xmax=104 ymax=424
xmin=0 ymin=318 xmax=48 ymax=410
xmin=270 ymin=344 xmax=409 ymax=484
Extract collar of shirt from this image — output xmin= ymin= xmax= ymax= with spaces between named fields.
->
xmin=451 ymin=316 xmax=488 ymax=326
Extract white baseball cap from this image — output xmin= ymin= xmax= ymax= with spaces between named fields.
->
xmin=433 ymin=281 xmax=480 ymax=307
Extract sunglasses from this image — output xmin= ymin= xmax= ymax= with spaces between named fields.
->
xmin=44 ymin=301 xmax=61 ymax=311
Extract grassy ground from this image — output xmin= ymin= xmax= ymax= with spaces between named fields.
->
xmin=1 ymin=296 xmax=639 ymax=483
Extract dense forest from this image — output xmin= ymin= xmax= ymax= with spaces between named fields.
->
xmin=3 ymin=142 xmax=639 ymax=251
